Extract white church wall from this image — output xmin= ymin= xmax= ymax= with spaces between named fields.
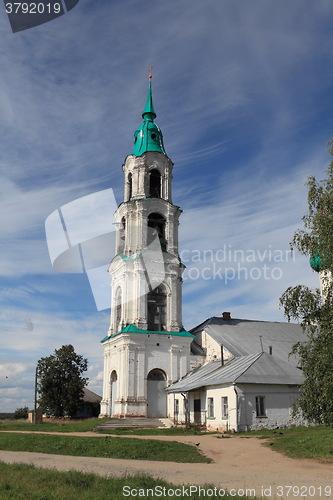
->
xmin=101 ymin=332 xmax=192 ymax=417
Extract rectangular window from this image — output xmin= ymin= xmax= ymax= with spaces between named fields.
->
xmin=174 ymin=399 xmax=179 ymax=415
xmin=207 ymin=397 xmax=214 ymax=418
xmin=221 ymin=396 xmax=228 ymax=419
xmin=255 ymin=396 xmax=266 ymax=417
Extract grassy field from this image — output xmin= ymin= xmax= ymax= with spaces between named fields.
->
xmin=97 ymin=426 xmax=208 ymax=435
xmin=0 ymin=417 xmax=108 ymax=433
xmin=0 ymin=432 xmax=210 ymax=463
xmin=0 ymin=462 xmax=259 ymax=500
xmin=0 ymin=418 xmax=206 ymax=435
xmin=242 ymin=425 xmax=333 ymax=461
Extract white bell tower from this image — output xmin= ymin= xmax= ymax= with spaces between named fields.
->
xmin=100 ymin=74 xmax=193 ymax=418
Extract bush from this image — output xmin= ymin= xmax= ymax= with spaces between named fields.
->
xmin=14 ymin=407 xmax=29 ymax=419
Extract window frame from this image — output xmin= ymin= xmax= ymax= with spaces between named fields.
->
xmin=255 ymin=396 xmax=266 ymax=418
xmin=221 ymin=396 xmax=228 ymax=419
xmin=207 ymin=397 xmax=215 ymax=418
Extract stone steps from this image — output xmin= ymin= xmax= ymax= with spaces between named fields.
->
xmin=94 ymin=417 xmax=172 ymax=431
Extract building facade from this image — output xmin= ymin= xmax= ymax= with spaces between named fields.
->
xmin=100 ymin=78 xmax=306 ymax=430
xmin=99 ymin=78 xmax=193 ymax=418
xmin=167 ymin=315 xmax=306 ymax=431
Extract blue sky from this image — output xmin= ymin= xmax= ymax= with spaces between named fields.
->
xmin=1 ymin=0 xmax=332 ymax=412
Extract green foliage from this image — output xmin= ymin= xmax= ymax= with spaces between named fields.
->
xmin=13 ymin=406 xmax=29 ymax=419
xmin=0 ymin=432 xmax=211 ymax=463
xmin=279 ymin=143 xmax=333 ymax=426
xmin=37 ymin=345 xmax=88 ymax=418
xmin=0 ymin=464 xmax=259 ymax=500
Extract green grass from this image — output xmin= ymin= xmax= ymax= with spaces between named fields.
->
xmin=96 ymin=426 xmax=210 ymax=435
xmin=0 ymin=432 xmax=210 ymax=463
xmin=0 ymin=418 xmax=209 ymax=435
xmin=0 ymin=418 xmax=109 ymax=433
xmin=239 ymin=425 xmax=333 ymax=461
xmin=0 ymin=462 xmax=259 ymax=500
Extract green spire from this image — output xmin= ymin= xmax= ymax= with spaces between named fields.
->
xmin=132 ymin=75 xmax=166 ymax=157
xmin=142 ymin=80 xmax=156 ymax=120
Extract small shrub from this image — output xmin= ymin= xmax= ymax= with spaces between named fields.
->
xmin=14 ymin=407 xmax=29 ymax=419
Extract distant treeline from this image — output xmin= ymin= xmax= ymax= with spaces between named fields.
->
xmin=0 ymin=413 xmax=14 ymax=420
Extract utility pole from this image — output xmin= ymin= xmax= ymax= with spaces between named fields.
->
xmin=33 ymin=365 xmax=38 ymax=424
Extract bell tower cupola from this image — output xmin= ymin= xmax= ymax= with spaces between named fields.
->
xmin=132 ymin=69 xmax=166 ymax=157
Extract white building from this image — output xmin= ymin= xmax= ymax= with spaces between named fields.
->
xmin=100 ymin=77 xmax=306 ymax=430
xmin=167 ymin=314 xmax=306 ymax=431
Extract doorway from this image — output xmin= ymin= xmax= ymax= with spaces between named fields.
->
xmin=194 ymin=398 xmax=202 ymax=425
xmin=147 ymin=369 xmax=167 ymax=417
xmin=110 ymin=370 xmax=117 ymax=417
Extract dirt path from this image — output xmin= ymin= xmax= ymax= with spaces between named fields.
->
xmin=0 ymin=432 xmax=332 ymax=499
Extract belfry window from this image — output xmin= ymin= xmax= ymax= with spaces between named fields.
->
xmin=149 ymin=169 xmax=161 ymax=198
xmin=118 ymin=216 xmax=126 ymax=253
xmin=115 ymin=287 xmax=122 ymax=332
xmin=148 ymin=212 xmax=166 ymax=251
xmin=147 ymin=284 xmax=167 ymax=331
xmin=128 ymin=173 xmax=132 ymax=201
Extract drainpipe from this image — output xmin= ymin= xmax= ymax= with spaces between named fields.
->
xmin=233 ymin=384 xmax=239 ymax=432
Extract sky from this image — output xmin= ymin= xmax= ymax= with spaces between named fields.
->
xmin=1 ymin=0 xmax=332 ymax=412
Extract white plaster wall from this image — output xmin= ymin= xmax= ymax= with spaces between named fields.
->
xmin=200 ymin=330 xmax=233 ymax=363
xmin=236 ymin=384 xmax=305 ymax=431
xmin=205 ymin=385 xmax=237 ymax=431
xmin=101 ymin=332 xmax=192 ymax=417
xmin=189 ymin=355 xmax=205 ymax=370
xmin=165 ymin=384 xmax=305 ymax=431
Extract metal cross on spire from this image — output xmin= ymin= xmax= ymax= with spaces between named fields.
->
xmin=148 ymin=66 xmax=153 ymax=80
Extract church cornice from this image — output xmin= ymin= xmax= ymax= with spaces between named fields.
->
xmin=101 ymin=324 xmax=194 ymax=343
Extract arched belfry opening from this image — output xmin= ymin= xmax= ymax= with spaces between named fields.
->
xmin=114 ymin=287 xmax=122 ymax=333
xmin=147 ymin=284 xmax=167 ymax=331
xmin=128 ymin=173 xmax=132 ymax=201
xmin=149 ymin=169 xmax=161 ymax=198
xmin=148 ymin=212 xmax=166 ymax=251
xmin=147 ymin=368 xmax=167 ymax=417
xmin=118 ymin=216 xmax=126 ymax=253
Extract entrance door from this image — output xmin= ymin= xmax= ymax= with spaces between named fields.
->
xmin=147 ymin=369 xmax=167 ymax=417
xmin=110 ymin=371 xmax=117 ymax=417
xmin=194 ymin=398 xmax=201 ymax=425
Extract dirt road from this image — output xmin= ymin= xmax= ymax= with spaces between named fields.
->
xmin=0 ymin=432 xmax=331 ymax=499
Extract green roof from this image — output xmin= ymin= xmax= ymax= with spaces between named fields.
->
xmin=132 ymin=80 xmax=166 ymax=156
xmin=101 ymin=324 xmax=194 ymax=342
xmin=310 ymin=251 xmax=326 ymax=273
xmin=142 ymin=80 xmax=156 ymax=119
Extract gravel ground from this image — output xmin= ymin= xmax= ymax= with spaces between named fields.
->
xmin=0 ymin=431 xmax=332 ymax=499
